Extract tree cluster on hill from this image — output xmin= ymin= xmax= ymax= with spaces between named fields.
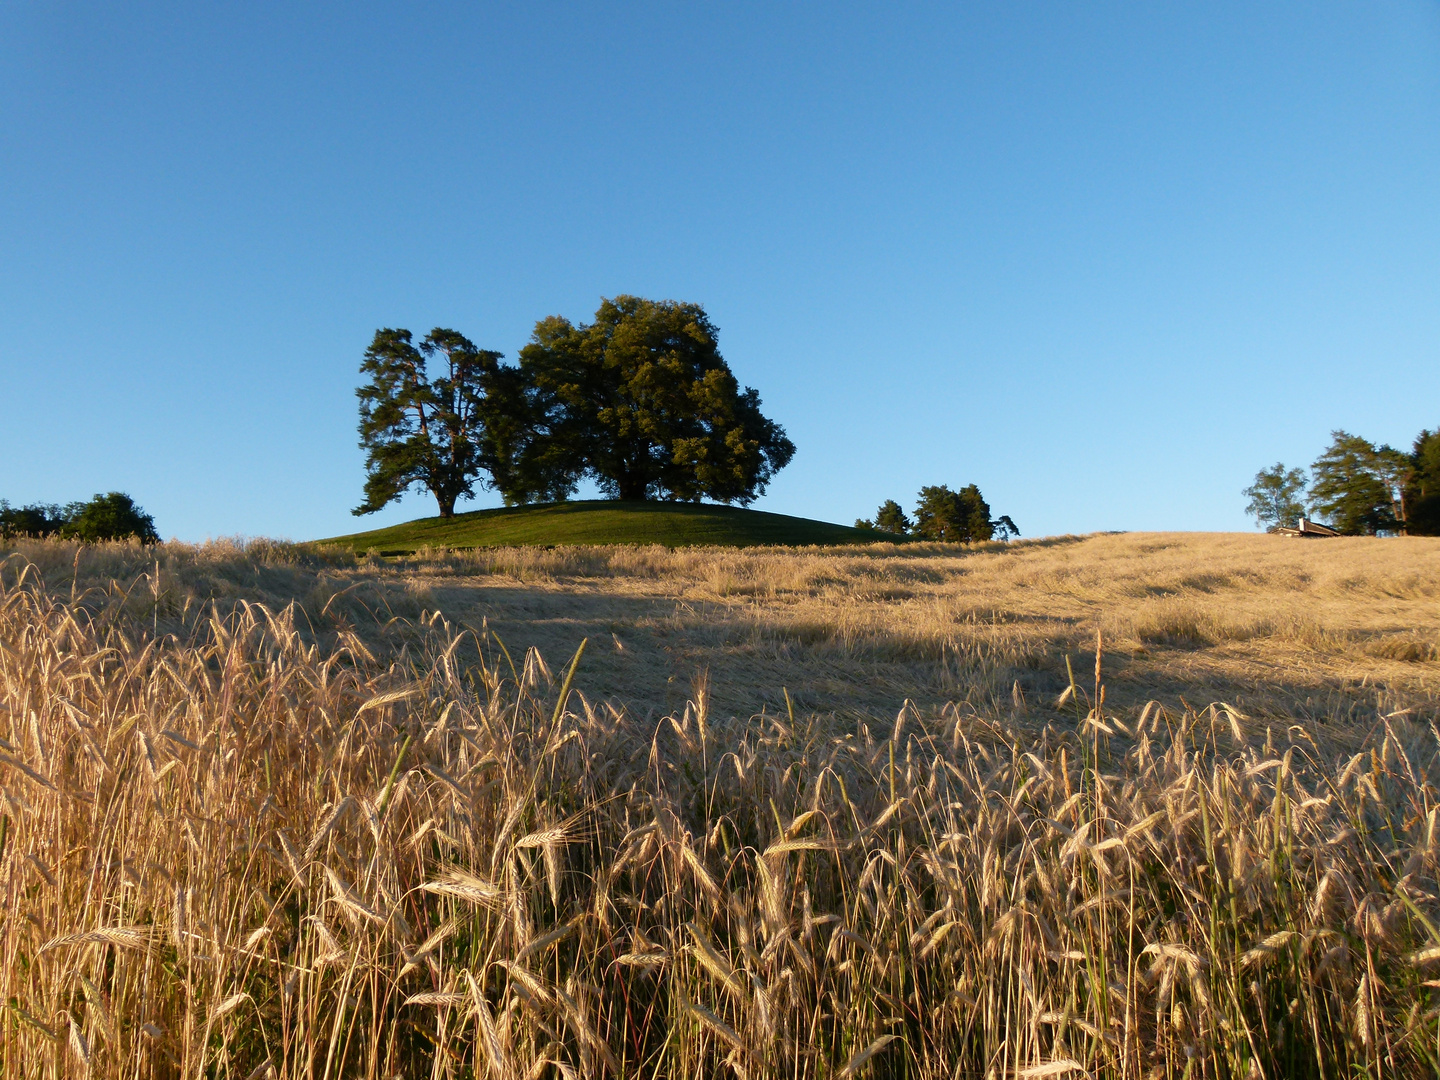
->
xmin=1244 ymin=426 xmax=1440 ymax=535
xmin=355 ymin=296 xmax=795 ymax=518
xmin=0 ymin=492 xmax=159 ymax=543
xmin=856 ymin=485 xmax=1018 ymax=542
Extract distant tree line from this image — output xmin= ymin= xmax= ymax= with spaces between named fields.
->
xmin=1244 ymin=426 xmax=1440 ymax=535
xmin=856 ymin=485 xmax=1018 ymax=543
xmin=0 ymin=492 xmax=159 ymax=543
xmin=355 ymin=296 xmax=795 ymax=518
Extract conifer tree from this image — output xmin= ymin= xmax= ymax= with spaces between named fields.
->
xmin=355 ymin=328 xmax=506 ymax=518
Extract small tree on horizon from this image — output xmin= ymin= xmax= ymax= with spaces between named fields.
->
xmin=913 ymin=484 xmax=994 ymax=543
xmin=873 ymin=499 xmax=911 ymax=536
xmin=63 ymin=492 xmax=160 ymax=543
xmin=1242 ymin=463 xmax=1308 ymax=532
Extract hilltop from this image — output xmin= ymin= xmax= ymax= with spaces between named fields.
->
xmin=316 ymin=499 xmax=886 ymax=553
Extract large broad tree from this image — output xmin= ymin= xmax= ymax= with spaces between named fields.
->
xmin=355 ymin=328 xmax=505 ymax=518
xmin=1242 ymin=463 xmax=1308 ymax=531
xmin=513 ymin=296 xmax=795 ymax=503
xmin=1307 ymin=431 xmax=1398 ymax=535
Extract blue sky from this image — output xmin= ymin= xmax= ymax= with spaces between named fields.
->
xmin=2 ymin=2 xmax=1437 ymax=541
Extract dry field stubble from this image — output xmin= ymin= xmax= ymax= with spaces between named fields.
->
xmin=6 ymin=530 xmax=1439 ymax=730
xmin=2 ymin=532 xmax=1440 ymax=1077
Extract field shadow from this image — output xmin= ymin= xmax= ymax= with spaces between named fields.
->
xmin=421 ymin=576 xmax=1438 ymax=732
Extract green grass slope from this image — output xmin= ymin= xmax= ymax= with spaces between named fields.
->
xmin=317 ymin=500 xmax=888 ymax=553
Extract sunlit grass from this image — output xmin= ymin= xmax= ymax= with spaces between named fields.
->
xmin=3 ymin=544 xmax=1440 ymax=1077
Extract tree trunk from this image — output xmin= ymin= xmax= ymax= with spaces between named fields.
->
xmin=616 ymin=474 xmax=648 ymax=501
xmin=437 ymin=495 xmax=456 ymax=518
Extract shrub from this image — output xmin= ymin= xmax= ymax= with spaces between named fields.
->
xmin=0 ymin=501 xmax=68 ymax=538
xmin=0 ymin=492 xmax=158 ymax=543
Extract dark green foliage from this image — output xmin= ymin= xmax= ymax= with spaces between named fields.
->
xmin=1406 ymin=428 xmax=1440 ymax=536
xmin=0 ymin=501 xmax=68 ymax=538
xmin=873 ymin=499 xmax=912 ymax=536
xmin=514 ymin=297 xmax=795 ymax=504
xmin=482 ymin=363 xmax=578 ymax=506
xmin=1308 ymin=431 xmax=1399 ymax=535
xmin=913 ymin=484 xmax=994 ymax=543
xmin=63 ymin=492 xmax=160 ymax=543
xmin=1263 ymin=424 xmax=1440 ymax=536
xmin=956 ymin=484 xmax=994 ymax=541
xmin=855 ymin=499 xmax=912 ymax=535
xmin=355 ymin=328 xmax=507 ymax=518
xmin=1371 ymin=444 xmax=1413 ymax=527
xmin=356 ymin=300 xmax=796 ymax=514
xmin=1 ymin=493 xmax=159 ymax=543
xmin=992 ymin=514 xmax=1021 ymax=540
xmin=1242 ymin=463 xmax=1308 ymax=532
xmin=855 ymin=498 xmax=912 ymax=535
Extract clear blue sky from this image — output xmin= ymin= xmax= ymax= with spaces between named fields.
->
xmin=3 ymin=3 xmax=1437 ymax=541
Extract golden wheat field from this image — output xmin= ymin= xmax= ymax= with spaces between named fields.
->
xmin=1 ymin=531 xmax=1439 ymax=1079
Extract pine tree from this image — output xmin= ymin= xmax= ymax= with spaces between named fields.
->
xmin=355 ymin=328 xmax=507 ymax=518
xmin=1405 ymin=428 xmax=1440 ymax=535
xmin=1308 ymin=431 xmax=1397 ymax=535
xmin=874 ymin=499 xmax=911 ymax=536
xmin=913 ymin=485 xmax=994 ymax=542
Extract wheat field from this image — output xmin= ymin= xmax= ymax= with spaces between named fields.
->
xmin=2 ymin=533 xmax=1439 ymax=1078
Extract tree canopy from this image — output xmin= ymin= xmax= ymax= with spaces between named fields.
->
xmin=0 ymin=501 xmax=67 ymax=538
xmin=858 ymin=486 xmax=1016 ymax=543
xmin=1242 ymin=463 xmax=1308 ymax=532
xmin=1308 ymin=431 xmax=1400 ymax=536
xmin=516 ymin=297 xmax=794 ymax=503
xmin=1246 ymin=425 xmax=1440 ymax=535
xmin=914 ymin=484 xmax=994 ymax=542
xmin=869 ymin=499 xmax=912 ymax=536
xmin=355 ymin=299 xmax=795 ymax=516
xmin=991 ymin=514 xmax=1020 ymax=541
xmin=0 ymin=492 xmax=158 ymax=543
xmin=355 ymin=328 xmax=506 ymax=518
xmin=1407 ymin=429 xmax=1440 ymax=536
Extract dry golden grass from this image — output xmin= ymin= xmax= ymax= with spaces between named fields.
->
xmin=2 ymin=532 xmax=1439 ymax=1078
xmin=9 ymin=530 xmax=1435 ymax=731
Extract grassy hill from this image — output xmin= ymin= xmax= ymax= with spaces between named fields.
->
xmin=316 ymin=499 xmax=888 ymax=553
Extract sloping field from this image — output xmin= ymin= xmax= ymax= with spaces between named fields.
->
xmin=319 ymin=499 xmax=882 ymax=553
xmin=2 ymin=532 xmax=1439 ymax=1078
xmin=27 ymin=529 xmax=1431 ymax=729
